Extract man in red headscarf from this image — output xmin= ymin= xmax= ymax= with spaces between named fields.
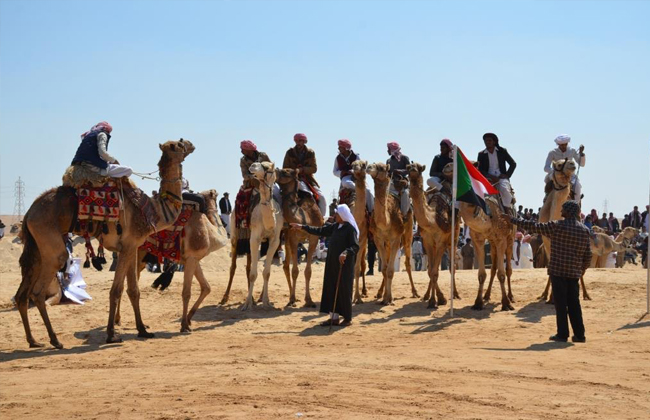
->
xmin=239 ymin=140 xmax=271 ymax=189
xmin=333 ymin=139 xmax=374 ymax=212
xmin=386 ymin=141 xmax=411 ymax=218
xmin=71 ymin=121 xmax=133 ymax=178
xmin=283 ymin=133 xmax=326 ymax=216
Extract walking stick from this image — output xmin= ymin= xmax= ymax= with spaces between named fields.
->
xmin=329 ymin=262 xmax=345 ymax=334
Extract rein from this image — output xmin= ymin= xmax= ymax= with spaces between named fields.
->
xmin=551 ymin=158 xmax=570 ymax=191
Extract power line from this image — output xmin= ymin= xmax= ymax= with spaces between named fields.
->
xmin=13 ymin=176 xmax=25 ymax=219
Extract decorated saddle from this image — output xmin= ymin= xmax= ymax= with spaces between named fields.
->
xmin=139 ymin=204 xmax=194 ymax=263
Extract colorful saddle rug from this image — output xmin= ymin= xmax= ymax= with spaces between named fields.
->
xmin=338 ymin=188 xmax=355 ymax=207
xmin=139 ymin=205 xmax=194 ymax=263
xmin=78 ymin=182 xmax=121 ymax=222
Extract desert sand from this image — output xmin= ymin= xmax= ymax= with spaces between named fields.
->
xmin=1 ymin=231 xmax=649 ymax=419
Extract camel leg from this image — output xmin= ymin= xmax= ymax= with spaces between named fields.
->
xmin=29 ymin=260 xmax=65 ymax=349
xmin=353 ymin=258 xmax=364 ymax=305
xmin=375 ymin=240 xmax=389 ymax=300
xmin=290 ymin=242 xmax=301 ymax=307
xmin=242 ymin=235 xmax=261 ymax=311
xmin=494 ymin=243 xmax=514 ymax=311
xmin=504 ymin=241 xmax=514 ymax=302
xmin=580 ymin=275 xmax=592 ymax=300
xmin=484 ymin=263 xmax=497 ymax=301
xmin=353 ymin=236 xmax=368 ymax=304
xmin=220 ymin=245 xmax=238 ymax=305
xmin=472 ymin=233 xmax=488 ymax=310
xmin=261 ymin=231 xmax=282 ymax=309
xmin=181 ymin=258 xmax=197 ymax=332
xmin=427 ymin=248 xmax=445 ymax=309
xmin=124 ymin=251 xmax=154 ymax=338
xmin=107 ymin=247 xmax=132 ymax=343
xmin=303 ymin=236 xmax=318 ymax=308
xmin=187 ymin=262 xmax=211 ymax=323
xmin=421 ymin=239 xmax=434 ymax=302
xmin=380 ymin=239 xmax=400 ymax=305
xmin=402 ymin=239 xmax=419 ymax=298
xmin=282 ymin=234 xmax=294 ymax=304
xmin=538 ymin=277 xmax=552 ymax=301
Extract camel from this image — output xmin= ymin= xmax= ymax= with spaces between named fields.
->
xmin=121 ymin=189 xmax=229 ymax=333
xmin=275 ymin=167 xmax=322 ymax=307
xmin=238 ymin=162 xmax=284 ymax=310
xmin=407 ymin=163 xmax=460 ymax=309
xmin=536 ymin=158 xmax=576 ymax=302
xmin=459 ymin=192 xmax=516 ymax=311
xmin=15 ymin=139 xmax=194 ymax=349
xmin=347 ymin=160 xmax=370 ymax=304
xmin=366 ymin=162 xmax=418 ymax=305
xmin=539 ymin=227 xmax=639 ymax=301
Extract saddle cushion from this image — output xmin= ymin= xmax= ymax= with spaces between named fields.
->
xmin=139 ymin=205 xmax=194 ymax=263
xmin=77 ymin=182 xmax=121 ymax=222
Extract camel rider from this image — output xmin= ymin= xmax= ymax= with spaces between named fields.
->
xmin=239 ymin=140 xmax=281 ymax=203
xmin=283 ymin=133 xmax=327 ymax=216
xmin=477 ymin=132 xmax=517 ymax=211
xmin=386 ymin=141 xmax=411 ymax=218
xmin=544 ymin=134 xmax=585 ymax=203
xmin=427 ymin=138 xmax=454 ymax=191
xmin=71 ymin=121 xmax=133 ymax=178
xmin=332 ymin=139 xmax=374 ymax=212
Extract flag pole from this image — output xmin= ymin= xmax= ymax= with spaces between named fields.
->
xmin=450 ymin=145 xmax=458 ymax=317
xmin=647 ymin=144 xmax=649 ymax=315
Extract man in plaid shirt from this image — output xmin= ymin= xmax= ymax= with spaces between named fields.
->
xmin=502 ymin=200 xmax=591 ymax=343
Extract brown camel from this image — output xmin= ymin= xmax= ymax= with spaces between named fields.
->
xmin=276 ymin=167 xmax=322 ymax=307
xmin=367 ymin=162 xmax=418 ymax=305
xmin=536 ymin=158 xmax=576 ymax=302
xmin=459 ymin=196 xmax=516 ymax=311
xmin=407 ymin=163 xmax=460 ymax=309
xmin=124 ymin=189 xmax=229 ymax=333
xmin=220 ymin=162 xmax=284 ymax=308
xmin=348 ymin=160 xmax=370 ymax=304
xmin=15 ymin=139 xmax=194 ymax=349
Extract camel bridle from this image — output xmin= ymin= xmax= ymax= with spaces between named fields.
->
xmin=551 ymin=158 xmax=570 ymax=191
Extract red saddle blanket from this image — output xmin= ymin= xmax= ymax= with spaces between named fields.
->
xmin=235 ymin=188 xmax=253 ymax=229
xmin=139 ymin=206 xmax=194 ymax=263
xmin=78 ymin=182 xmax=121 ymax=222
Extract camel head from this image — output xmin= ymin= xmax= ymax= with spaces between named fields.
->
xmin=406 ymin=162 xmax=425 ymax=181
xmin=275 ymin=167 xmax=298 ymax=188
xmin=200 ymin=189 xmax=219 ymax=210
xmin=367 ymin=162 xmax=389 ymax=181
xmin=552 ymin=158 xmax=577 ymax=180
xmin=250 ymin=162 xmax=276 ymax=185
xmin=351 ymin=160 xmax=367 ymax=178
xmin=619 ymin=227 xmax=639 ymax=241
xmin=591 ymin=225 xmax=605 ymax=234
xmin=158 ymin=138 xmax=196 ymax=162
xmin=442 ymin=162 xmax=454 ymax=181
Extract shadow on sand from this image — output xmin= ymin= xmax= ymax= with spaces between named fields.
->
xmin=476 ymin=342 xmax=574 ymax=351
xmin=514 ymin=300 xmax=556 ymax=323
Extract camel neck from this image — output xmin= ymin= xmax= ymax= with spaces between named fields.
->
xmin=155 ymin=157 xmax=183 ymax=229
xmin=409 ymin=176 xmax=435 ymax=229
xmin=373 ymin=177 xmax=389 ymax=227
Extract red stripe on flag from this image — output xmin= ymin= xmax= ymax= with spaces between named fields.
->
xmin=459 ymin=149 xmax=498 ymax=195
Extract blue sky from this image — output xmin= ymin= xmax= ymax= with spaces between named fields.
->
xmin=1 ymin=0 xmax=649 ymax=218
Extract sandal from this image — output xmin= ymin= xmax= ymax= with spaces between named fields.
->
xmin=319 ymin=318 xmax=339 ymax=327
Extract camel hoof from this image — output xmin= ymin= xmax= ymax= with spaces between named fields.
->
xmin=138 ymin=330 xmax=155 ymax=339
xmin=545 ymin=300 xmax=554 ymax=305
xmin=483 ymin=294 xmax=491 ymax=302
xmin=437 ymin=297 xmax=447 ymax=306
xmin=50 ymin=340 xmax=64 ymax=350
xmin=471 ymin=304 xmax=483 ymax=311
xmin=106 ymin=335 xmax=123 ymax=344
xmin=115 ymin=319 xmax=121 ymax=326
xmin=353 ymin=297 xmax=364 ymax=305
xmin=379 ymin=300 xmax=394 ymax=306
xmin=180 ymin=326 xmax=192 ymax=333
xmin=29 ymin=342 xmax=44 ymax=348
xmin=303 ymin=301 xmax=316 ymax=308
xmin=426 ymin=302 xmax=438 ymax=310
xmin=219 ymin=296 xmax=229 ymax=305
xmin=240 ymin=302 xmax=254 ymax=311
xmin=362 ymin=289 xmax=368 ymax=297
xmin=583 ymin=295 xmax=592 ymax=301
xmin=501 ymin=304 xmax=514 ymax=311
xmin=262 ymin=303 xmax=275 ymax=310
xmin=537 ymin=294 xmax=548 ymax=301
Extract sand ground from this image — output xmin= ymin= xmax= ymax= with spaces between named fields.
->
xmin=1 ymin=233 xmax=649 ymax=419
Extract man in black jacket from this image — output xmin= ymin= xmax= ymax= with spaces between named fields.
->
xmin=219 ymin=192 xmax=232 ymax=235
xmin=477 ymin=133 xmax=517 ymax=210
xmin=427 ymin=138 xmax=454 ymax=191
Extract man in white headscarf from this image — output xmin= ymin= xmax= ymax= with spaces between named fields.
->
xmin=544 ymin=134 xmax=586 ymax=204
xmin=290 ymin=204 xmax=359 ymax=327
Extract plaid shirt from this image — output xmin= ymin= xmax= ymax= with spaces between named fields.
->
xmin=511 ymin=217 xmax=592 ymax=278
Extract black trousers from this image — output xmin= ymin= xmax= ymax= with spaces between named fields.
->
xmin=550 ymin=276 xmax=585 ymax=339
xmin=367 ymin=240 xmax=377 ymax=272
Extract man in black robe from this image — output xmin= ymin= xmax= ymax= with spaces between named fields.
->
xmin=291 ymin=204 xmax=359 ymax=327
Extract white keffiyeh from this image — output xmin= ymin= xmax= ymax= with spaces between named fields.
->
xmin=335 ymin=204 xmax=359 ymax=238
